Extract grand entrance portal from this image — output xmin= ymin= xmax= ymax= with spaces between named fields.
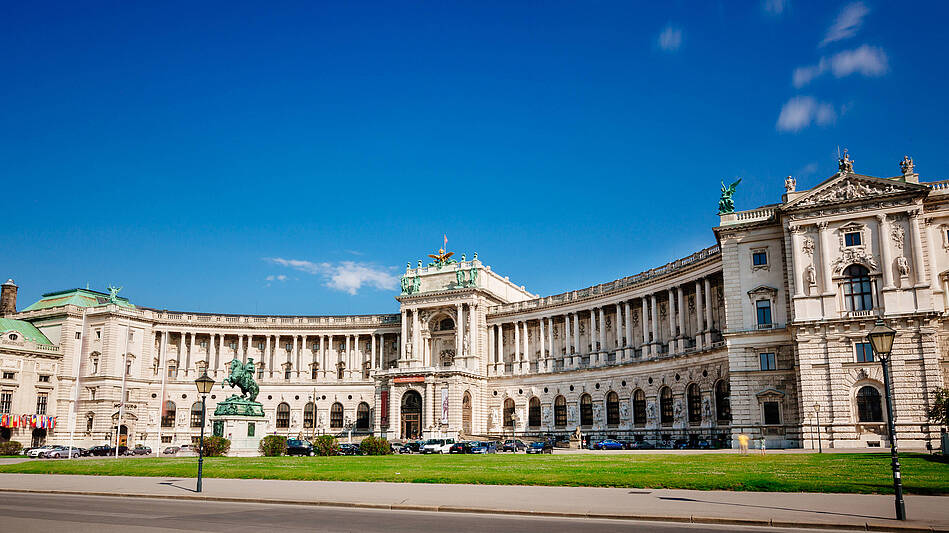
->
xmin=401 ymin=390 xmax=422 ymax=439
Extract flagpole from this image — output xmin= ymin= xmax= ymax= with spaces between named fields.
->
xmin=115 ymin=317 xmax=130 ymax=457
xmin=155 ymin=330 xmax=168 ymax=456
xmin=67 ymin=308 xmax=89 ymax=459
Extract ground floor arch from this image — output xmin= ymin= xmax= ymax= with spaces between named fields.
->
xmin=401 ymin=389 xmax=422 ymax=439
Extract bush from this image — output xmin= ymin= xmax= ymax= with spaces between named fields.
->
xmin=313 ymin=435 xmax=339 ymax=456
xmin=0 ymin=441 xmax=22 ymax=455
xmin=359 ymin=436 xmax=393 ymax=456
xmin=259 ymin=435 xmax=288 ymax=457
xmin=201 ymin=436 xmax=231 ymax=457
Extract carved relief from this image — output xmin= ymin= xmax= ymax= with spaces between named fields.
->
xmin=832 ymin=248 xmax=879 ymax=274
xmin=801 ymin=237 xmax=815 ymax=257
xmin=891 ymin=225 xmax=905 ymax=250
xmin=798 ymin=178 xmax=897 ymax=207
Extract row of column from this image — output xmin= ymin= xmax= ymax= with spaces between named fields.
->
xmin=487 ymin=278 xmax=715 ymax=375
xmin=400 ymin=303 xmax=479 ymax=368
xmin=155 ymin=331 xmax=395 ymax=380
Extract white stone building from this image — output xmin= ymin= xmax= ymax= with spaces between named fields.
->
xmin=2 ymin=154 xmax=946 ymax=450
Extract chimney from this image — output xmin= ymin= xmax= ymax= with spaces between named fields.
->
xmin=0 ymin=279 xmax=17 ymax=317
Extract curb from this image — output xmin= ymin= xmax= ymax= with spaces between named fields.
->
xmin=0 ymin=488 xmax=943 ymax=533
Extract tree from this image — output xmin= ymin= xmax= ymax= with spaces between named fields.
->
xmin=259 ymin=435 xmax=287 ymax=456
xmin=928 ymin=387 xmax=949 ymax=427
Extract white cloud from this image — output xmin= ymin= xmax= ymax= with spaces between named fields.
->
xmin=265 ymin=274 xmax=287 ymax=282
xmin=657 ymin=24 xmax=683 ymax=52
xmin=763 ymin=0 xmax=787 ymax=15
xmin=792 ymin=44 xmax=887 ymax=87
xmin=820 ymin=2 xmax=869 ymax=47
xmin=264 ymin=257 xmax=397 ymax=295
xmin=776 ymin=96 xmax=837 ymax=132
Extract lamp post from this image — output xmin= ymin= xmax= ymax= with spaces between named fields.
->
xmin=866 ymin=320 xmax=906 ymax=521
xmin=193 ymin=371 xmax=215 ymax=493
xmin=813 ymin=403 xmax=822 ymax=454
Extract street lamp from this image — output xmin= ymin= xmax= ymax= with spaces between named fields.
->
xmin=194 ymin=371 xmax=215 ymax=493
xmin=813 ymin=403 xmax=822 ymax=454
xmin=866 ymin=320 xmax=906 ymax=521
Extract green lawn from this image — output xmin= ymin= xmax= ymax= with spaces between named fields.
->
xmin=1 ymin=453 xmax=946 ymax=495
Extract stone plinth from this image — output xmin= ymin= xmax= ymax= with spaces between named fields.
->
xmin=211 ymin=415 xmax=264 ymax=457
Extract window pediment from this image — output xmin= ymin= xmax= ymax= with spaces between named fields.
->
xmin=755 ymin=388 xmax=786 ymax=400
xmin=747 ymin=286 xmax=778 ymax=301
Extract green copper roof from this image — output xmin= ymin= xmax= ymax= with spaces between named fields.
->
xmin=21 ymin=288 xmax=135 ymax=312
xmin=0 ymin=318 xmax=52 ymax=345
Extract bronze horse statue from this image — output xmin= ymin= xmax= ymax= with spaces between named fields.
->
xmin=222 ymin=357 xmax=259 ymax=402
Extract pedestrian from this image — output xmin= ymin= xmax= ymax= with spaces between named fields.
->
xmin=737 ymin=433 xmax=749 ymax=454
xmin=758 ymin=437 xmax=766 ymax=455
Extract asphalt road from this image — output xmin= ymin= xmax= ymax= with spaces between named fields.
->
xmin=0 ymin=492 xmax=848 ymax=533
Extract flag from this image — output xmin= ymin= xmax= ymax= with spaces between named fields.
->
xmin=444 ymin=234 xmax=447 ymax=249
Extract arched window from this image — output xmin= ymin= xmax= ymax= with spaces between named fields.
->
xmin=190 ymin=402 xmax=203 ymax=428
xmin=528 ymin=397 xmax=541 ymax=427
xmin=606 ymin=392 xmax=620 ymax=426
xmin=330 ymin=402 xmax=344 ymax=428
xmin=303 ymin=402 xmax=315 ymax=428
xmin=633 ymin=390 xmax=646 ymax=426
xmin=503 ymin=398 xmax=515 ymax=428
xmin=687 ymin=384 xmax=702 ymax=425
xmin=715 ymin=380 xmax=731 ymax=422
xmin=659 ymin=387 xmax=673 ymax=426
xmin=856 ymin=386 xmax=883 ymax=422
xmin=276 ymin=402 xmax=290 ymax=428
xmin=554 ymin=395 xmax=567 ymax=427
xmin=161 ymin=401 xmax=176 ymax=428
xmin=842 ymin=265 xmax=873 ymax=311
xmin=356 ymin=402 xmax=370 ymax=429
xmin=580 ymin=394 xmax=593 ymax=427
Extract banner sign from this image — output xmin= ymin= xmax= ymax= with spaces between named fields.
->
xmin=393 ymin=376 xmax=425 ymax=384
xmin=380 ymin=390 xmax=389 ymax=428
xmin=440 ymin=388 xmax=449 ymax=424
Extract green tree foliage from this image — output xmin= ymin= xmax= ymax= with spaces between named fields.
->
xmin=313 ymin=435 xmax=339 ymax=456
xmin=928 ymin=387 xmax=949 ymax=427
xmin=201 ymin=436 xmax=231 ymax=457
xmin=258 ymin=435 xmax=288 ymax=456
xmin=358 ymin=436 xmax=393 ymax=456
xmin=0 ymin=441 xmax=22 ymax=455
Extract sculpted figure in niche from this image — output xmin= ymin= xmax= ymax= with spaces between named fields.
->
xmin=897 ymin=256 xmax=910 ymax=278
xmin=646 ymin=402 xmax=657 ymax=421
xmin=673 ymin=401 xmax=684 ymax=424
xmin=702 ymin=396 xmax=712 ymax=420
xmin=805 ymin=265 xmax=817 ymax=287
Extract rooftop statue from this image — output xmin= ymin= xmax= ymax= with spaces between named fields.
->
xmin=718 ymin=178 xmax=741 ymax=214
xmin=899 ymin=155 xmax=915 ymax=175
xmin=428 ymin=234 xmax=458 ymax=268
xmin=838 ymin=149 xmax=855 ymax=173
xmin=107 ymin=284 xmax=122 ymax=303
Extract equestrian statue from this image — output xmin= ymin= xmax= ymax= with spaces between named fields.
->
xmin=222 ymin=357 xmax=259 ymax=402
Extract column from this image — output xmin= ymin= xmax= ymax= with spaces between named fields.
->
xmin=323 ymin=335 xmax=330 ymax=378
xmin=909 ymin=209 xmax=928 ymax=286
xmin=521 ymin=321 xmax=529 ymax=371
xmin=546 ymin=317 xmax=553 ymax=371
xmin=371 ymin=334 xmax=377 ymax=371
xmin=456 ymin=304 xmax=464 ymax=362
xmin=564 ymin=314 xmax=571 ymax=358
xmin=291 ymin=335 xmax=297 ymax=375
xmin=344 ymin=334 xmax=351 ymax=378
xmin=412 ymin=309 xmax=420 ymax=364
xmin=695 ymin=280 xmax=705 ymax=350
xmin=538 ymin=317 xmax=546 ymax=371
xmin=512 ymin=322 xmax=520 ymax=373
xmin=641 ymin=298 xmax=649 ymax=356
xmin=178 ymin=333 xmax=185 ymax=372
xmin=572 ymin=312 xmax=579 ymax=358
xmin=667 ymin=288 xmax=675 ymax=341
xmin=677 ymin=287 xmax=686 ymax=352
xmin=650 ymin=294 xmax=658 ymax=348
xmin=876 ymin=215 xmax=895 ymax=289
xmin=817 ymin=222 xmax=834 ymax=294
xmin=468 ymin=303 xmax=477 ymax=366
xmin=614 ymin=303 xmax=623 ymax=356
xmin=598 ymin=307 xmax=606 ymax=358
xmin=400 ymin=311 xmax=408 ymax=360
xmin=789 ymin=225 xmax=805 ymax=297
xmin=425 ymin=381 xmax=434 ymax=434
xmin=623 ymin=301 xmax=632 ymax=358
xmin=264 ymin=335 xmax=271 ymax=377
xmin=217 ymin=334 xmax=224 ymax=373
xmin=704 ymin=279 xmax=712 ymax=345
xmin=488 ymin=325 xmax=496 ymax=375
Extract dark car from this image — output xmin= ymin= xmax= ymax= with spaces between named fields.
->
xmin=133 ymin=445 xmax=152 ymax=455
xmin=286 ymin=439 xmax=314 ymax=456
xmin=525 ymin=441 xmax=553 ymax=454
xmin=398 ymin=442 xmax=421 ymax=454
xmin=338 ymin=443 xmax=360 ymax=456
xmin=448 ymin=442 xmax=473 ymax=454
xmin=469 ymin=441 xmax=497 ymax=454
xmin=87 ymin=445 xmax=112 ymax=456
xmin=673 ymin=439 xmax=690 ymax=450
xmin=627 ymin=440 xmax=656 ymax=450
xmin=163 ymin=446 xmax=180 ymax=455
xmin=501 ymin=439 xmax=526 ymax=452
xmin=594 ymin=439 xmax=624 ymax=450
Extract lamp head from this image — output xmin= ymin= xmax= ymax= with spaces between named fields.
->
xmin=866 ymin=320 xmax=896 ymax=360
xmin=813 ymin=403 xmax=820 ymax=413
xmin=194 ymin=371 xmax=215 ymax=395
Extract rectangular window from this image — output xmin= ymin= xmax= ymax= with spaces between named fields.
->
xmin=756 ymin=300 xmax=772 ymax=326
xmin=0 ymin=391 xmax=12 ymax=413
xmin=36 ymin=393 xmax=48 ymax=415
xmin=2 ymin=371 xmax=14 ymax=380
xmin=855 ymin=342 xmax=874 ymax=363
xmin=752 ymin=251 xmax=768 ymax=266
xmin=759 ymin=352 xmax=777 ymax=371
xmin=257 ymin=367 xmax=264 ymax=379
xmin=284 ymin=367 xmax=291 ymax=380
xmin=38 ymin=375 xmax=50 ymax=383
xmin=845 ymin=232 xmax=862 ymax=246
xmin=763 ymin=401 xmax=781 ymax=425
xmin=95 ymin=329 xmax=101 ymax=339
xmin=312 ymin=366 xmax=319 ymax=379
xmin=168 ymin=366 xmax=177 ymax=378
xmin=161 ymin=436 xmax=172 ymax=443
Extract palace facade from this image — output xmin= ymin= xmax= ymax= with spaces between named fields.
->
xmin=2 ymin=154 xmax=948 ymax=450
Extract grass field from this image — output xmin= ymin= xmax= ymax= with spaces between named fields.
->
xmin=1 ymin=453 xmax=947 ymax=495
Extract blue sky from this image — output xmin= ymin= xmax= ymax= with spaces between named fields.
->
xmin=4 ymin=1 xmax=949 ymax=315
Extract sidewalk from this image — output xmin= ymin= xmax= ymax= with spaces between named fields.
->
xmin=0 ymin=473 xmax=946 ymax=532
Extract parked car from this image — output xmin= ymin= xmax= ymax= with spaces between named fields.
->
xmin=627 ymin=440 xmax=656 ymax=450
xmin=286 ymin=439 xmax=314 ymax=456
xmin=43 ymin=446 xmax=85 ymax=458
xmin=420 ymin=438 xmax=454 ymax=454
xmin=87 ymin=445 xmax=111 ymax=456
xmin=162 ymin=446 xmax=180 ymax=455
xmin=526 ymin=441 xmax=553 ymax=454
xmin=448 ymin=442 xmax=473 ymax=454
xmin=338 ymin=443 xmax=361 ymax=456
xmin=469 ymin=441 xmax=498 ymax=454
xmin=27 ymin=446 xmax=55 ymax=458
xmin=593 ymin=439 xmax=624 ymax=450
xmin=133 ymin=445 xmax=152 ymax=455
xmin=501 ymin=439 xmax=526 ymax=452
xmin=397 ymin=442 xmax=420 ymax=454
xmin=673 ymin=439 xmax=690 ymax=450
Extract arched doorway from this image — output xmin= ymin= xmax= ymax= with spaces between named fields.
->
xmin=461 ymin=391 xmax=472 ymax=435
xmin=31 ymin=428 xmax=47 ymax=447
xmin=401 ymin=390 xmax=422 ymax=439
xmin=356 ymin=402 xmax=370 ymax=430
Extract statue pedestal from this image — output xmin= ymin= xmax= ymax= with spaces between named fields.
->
xmin=211 ymin=415 xmax=264 ymax=457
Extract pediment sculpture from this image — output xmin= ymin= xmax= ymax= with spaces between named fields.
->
xmin=832 ymin=248 xmax=879 ymax=274
xmin=797 ymin=178 xmax=898 ymax=207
